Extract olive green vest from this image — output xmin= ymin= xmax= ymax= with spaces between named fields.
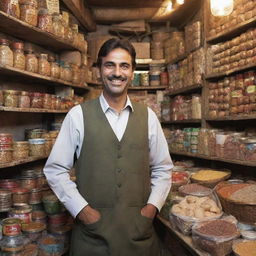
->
xmin=69 ymin=98 xmax=160 ymax=256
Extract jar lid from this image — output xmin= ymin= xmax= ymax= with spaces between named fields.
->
xmin=241 ymin=230 xmax=256 ymax=240
xmin=2 ymin=217 xmax=22 ymax=225
xmin=38 ymin=8 xmax=49 ymax=15
xmin=0 ymin=38 xmax=9 ymax=45
xmin=28 ymin=138 xmax=45 ymax=144
xmin=22 ymin=222 xmax=46 ymax=232
xmin=13 ymin=141 xmax=29 ymax=146
xmin=11 ymin=205 xmax=32 ymax=214
xmin=12 ymin=42 xmax=24 ymax=50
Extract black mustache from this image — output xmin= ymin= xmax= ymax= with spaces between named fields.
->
xmin=108 ymin=75 xmax=127 ymax=81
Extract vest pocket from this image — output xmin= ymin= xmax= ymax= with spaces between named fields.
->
xmin=132 ymin=209 xmax=153 ymax=241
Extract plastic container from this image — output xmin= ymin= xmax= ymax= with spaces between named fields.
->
xmin=20 ymin=1 xmax=37 ymax=26
xmin=38 ymin=8 xmax=52 ymax=33
xmin=12 ymin=42 xmax=25 ymax=70
xmin=0 ymin=234 xmax=24 ymax=253
xmin=12 ymin=188 xmax=30 ymax=205
xmin=38 ymin=235 xmax=64 ymax=255
xmin=0 ymin=149 xmax=13 ymax=163
xmin=42 ymin=194 xmax=61 ymax=215
xmin=3 ymin=90 xmax=19 ymax=108
xmin=28 ymin=138 xmax=45 ymax=157
xmin=2 ymin=218 xmax=22 ymax=236
xmin=8 ymin=204 xmax=32 ymax=224
xmin=0 ymin=0 xmax=20 ymax=18
xmin=22 ymin=222 xmax=46 ymax=242
xmin=38 ymin=54 xmax=50 ymax=76
xmin=25 ymin=50 xmax=38 ymax=73
xmin=13 ymin=141 xmax=29 ymax=160
xmin=18 ymin=91 xmax=30 ymax=108
xmin=192 ymin=219 xmax=240 ymax=256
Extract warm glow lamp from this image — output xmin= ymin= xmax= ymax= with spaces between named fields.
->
xmin=210 ymin=0 xmax=234 ymax=16
xmin=176 ymin=0 xmax=185 ymax=4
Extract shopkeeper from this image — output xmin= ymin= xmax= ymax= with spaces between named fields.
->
xmin=43 ymin=38 xmax=173 ymax=256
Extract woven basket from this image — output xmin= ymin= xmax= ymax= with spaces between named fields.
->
xmin=216 ymin=192 xmax=256 ymax=225
xmin=191 ymin=169 xmax=231 ymax=188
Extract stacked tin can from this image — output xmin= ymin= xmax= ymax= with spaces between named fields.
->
xmin=0 ymin=133 xmax=13 ymax=164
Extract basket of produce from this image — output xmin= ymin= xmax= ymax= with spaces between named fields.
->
xmin=170 ymin=195 xmax=223 ymax=235
xmin=232 ymin=239 xmax=256 ymax=256
xmin=192 ymin=218 xmax=240 ymax=256
xmin=190 ymin=169 xmax=231 ymax=188
xmin=215 ymin=183 xmax=256 ymax=225
xmin=171 ymin=167 xmax=190 ymax=191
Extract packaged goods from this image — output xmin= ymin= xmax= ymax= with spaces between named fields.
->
xmin=0 ymin=39 xmax=13 ymax=67
xmin=232 ymin=240 xmax=256 ymax=256
xmin=25 ymin=51 xmax=38 ymax=73
xmin=170 ymin=195 xmax=222 ymax=235
xmin=178 ymin=183 xmax=212 ymax=197
xmin=0 ymin=0 xmax=20 ymax=18
xmin=2 ymin=218 xmax=22 ymax=236
xmin=20 ymin=1 xmax=38 ymax=26
xmin=12 ymin=42 xmax=26 ymax=70
xmin=22 ymin=222 xmax=46 ymax=242
xmin=42 ymin=194 xmax=61 ymax=215
xmin=18 ymin=91 xmax=30 ymax=108
xmin=38 ymin=54 xmax=51 ymax=76
xmin=8 ymin=204 xmax=32 ymax=224
xmin=38 ymin=235 xmax=64 ymax=255
xmin=38 ymin=8 xmax=53 ymax=33
xmin=12 ymin=188 xmax=30 ymax=205
xmin=192 ymin=219 xmax=239 ymax=256
xmin=0 ymin=234 xmax=24 ymax=253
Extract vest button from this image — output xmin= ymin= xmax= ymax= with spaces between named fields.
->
xmin=118 ymin=154 xmax=122 ymax=158
xmin=117 ymin=168 xmax=122 ymax=173
xmin=117 ymin=183 xmax=122 ymax=188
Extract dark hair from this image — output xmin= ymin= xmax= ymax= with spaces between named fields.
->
xmin=96 ymin=38 xmax=136 ymax=70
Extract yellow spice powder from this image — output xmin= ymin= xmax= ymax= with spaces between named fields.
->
xmin=233 ymin=241 xmax=256 ymax=256
xmin=192 ymin=170 xmax=228 ymax=181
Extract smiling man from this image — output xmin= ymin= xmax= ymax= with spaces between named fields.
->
xmin=43 ymin=38 xmax=173 ymax=256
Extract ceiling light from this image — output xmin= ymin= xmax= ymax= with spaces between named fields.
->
xmin=210 ymin=0 xmax=234 ymax=16
xmin=176 ymin=0 xmax=184 ymax=4
xmin=166 ymin=0 xmax=173 ymax=12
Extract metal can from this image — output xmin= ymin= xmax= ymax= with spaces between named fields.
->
xmin=2 ymin=218 xmax=22 ymax=236
xmin=8 ymin=204 xmax=32 ymax=224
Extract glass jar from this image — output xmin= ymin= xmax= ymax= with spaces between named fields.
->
xmin=0 ymin=149 xmax=13 ymax=163
xmin=50 ymin=61 xmax=60 ymax=78
xmin=50 ymin=95 xmax=57 ymax=110
xmin=28 ymin=138 xmax=45 ymax=157
xmin=18 ymin=91 xmax=30 ymax=108
xmin=70 ymin=63 xmax=81 ymax=84
xmin=38 ymin=53 xmax=50 ymax=76
xmin=30 ymin=92 xmax=43 ymax=108
xmin=20 ymin=1 xmax=37 ymax=26
xmin=12 ymin=42 xmax=25 ymax=70
xmin=13 ymin=141 xmax=29 ymax=160
xmin=38 ymin=8 xmax=52 ymax=33
xmin=0 ymin=0 xmax=20 ymax=18
xmin=71 ymin=23 xmax=79 ymax=47
xmin=52 ymin=13 xmax=64 ymax=39
xmin=55 ymin=96 xmax=61 ymax=110
xmin=0 ymin=39 xmax=13 ymax=67
xmin=3 ymin=90 xmax=19 ymax=107
xmin=62 ymin=63 xmax=72 ymax=81
xmin=42 ymin=93 xmax=51 ymax=109
xmin=25 ymin=50 xmax=38 ymax=73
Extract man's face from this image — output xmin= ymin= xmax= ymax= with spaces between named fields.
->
xmin=100 ymin=48 xmax=134 ymax=97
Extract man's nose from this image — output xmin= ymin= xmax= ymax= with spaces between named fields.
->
xmin=114 ymin=66 xmax=121 ymax=76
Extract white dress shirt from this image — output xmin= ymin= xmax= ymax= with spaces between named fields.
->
xmin=44 ymin=94 xmax=173 ymax=217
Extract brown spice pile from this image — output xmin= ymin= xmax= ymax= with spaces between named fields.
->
xmin=229 ymin=184 xmax=256 ymax=204
xmin=233 ymin=240 xmax=256 ymax=256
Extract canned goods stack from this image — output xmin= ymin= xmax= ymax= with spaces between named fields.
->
xmin=151 ymin=31 xmax=170 ymax=60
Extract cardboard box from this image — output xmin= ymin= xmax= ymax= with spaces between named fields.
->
xmin=132 ymin=42 xmax=150 ymax=59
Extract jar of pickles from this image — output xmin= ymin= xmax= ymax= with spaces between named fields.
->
xmin=18 ymin=91 xmax=30 ymax=108
xmin=12 ymin=42 xmax=25 ymax=70
xmin=20 ymin=1 xmax=38 ymax=27
xmin=25 ymin=50 xmax=38 ymax=73
xmin=0 ymin=0 xmax=20 ymax=18
xmin=37 ymin=8 xmax=52 ymax=33
xmin=3 ymin=90 xmax=19 ymax=107
xmin=0 ymin=39 xmax=13 ymax=67
xmin=38 ymin=53 xmax=50 ymax=76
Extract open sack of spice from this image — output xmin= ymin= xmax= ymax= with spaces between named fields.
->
xmin=169 ymin=195 xmax=223 ymax=235
xmin=192 ymin=216 xmax=240 ymax=256
xmin=232 ymin=239 xmax=256 ymax=256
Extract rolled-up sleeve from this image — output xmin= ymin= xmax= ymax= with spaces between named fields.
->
xmin=43 ymin=105 xmax=88 ymax=217
xmin=147 ymin=108 xmax=173 ymax=211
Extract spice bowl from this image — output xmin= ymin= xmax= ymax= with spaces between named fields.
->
xmin=232 ymin=239 xmax=256 ymax=256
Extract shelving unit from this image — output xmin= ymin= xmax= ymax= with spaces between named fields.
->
xmin=0 ymin=106 xmax=68 ymax=114
xmin=129 ymin=86 xmax=167 ymax=90
xmin=166 ymin=84 xmax=202 ymax=96
xmin=0 ymin=156 xmax=47 ymax=169
xmin=0 ymin=10 xmax=85 ymax=53
xmin=162 ymin=119 xmax=201 ymax=124
xmin=0 ymin=65 xmax=90 ymax=94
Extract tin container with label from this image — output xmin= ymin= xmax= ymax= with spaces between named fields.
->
xmin=2 ymin=218 xmax=22 ymax=236
xmin=8 ymin=204 xmax=32 ymax=224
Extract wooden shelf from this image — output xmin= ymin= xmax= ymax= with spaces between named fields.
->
xmin=169 ymin=150 xmax=256 ymax=167
xmin=0 ymin=156 xmax=47 ymax=169
xmin=206 ymin=114 xmax=256 ymax=121
xmin=0 ymin=65 xmax=90 ymax=93
xmin=162 ymin=119 xmax=201 ymax=124
xmin=157 ymin=216 xmax=209 ymax=256
xmin=86 ymin=80 xmax=102 ymax=87
xmin=206 ymin=63 xmax=256 ymax=80
xmin=167 ymin=53 xmax=187 ymax=65
xmin=166 ymin=84 xmax=202 ymax=96
xmin=0 ymin=10 xmax=85 ymax=53
xmin=136 ymin=59 xmax=166 ymax=66
xmin=0 ymin=106 xmax=68 ymax=113
xmin=206 ymin=17 xmax=256 ymax=44
xmin=129 ymin=86 xmax=167 ymax=90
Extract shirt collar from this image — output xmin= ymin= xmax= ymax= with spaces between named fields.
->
xmin=99 ymin=93 xmax=134 ymax=113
